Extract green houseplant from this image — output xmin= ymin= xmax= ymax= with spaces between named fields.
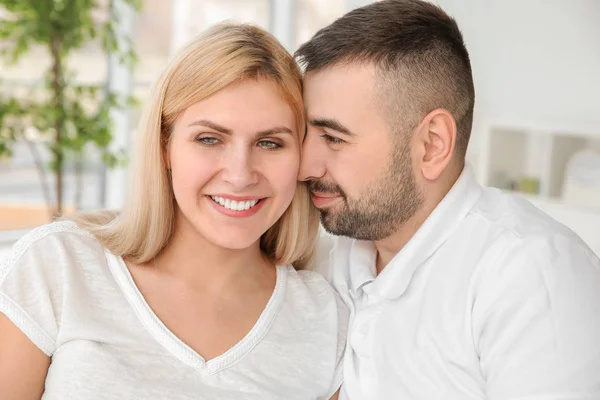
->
xmin=0 ymin=0 xmax=141 ymax=217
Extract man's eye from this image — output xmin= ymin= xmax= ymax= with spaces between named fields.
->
xmin=196 ymin=136 xmax=220 ymax=145
xmin=321 ymin=134 xmax=344 ymax=145
xmin=258 ymin=140 xmax=282 ymax=150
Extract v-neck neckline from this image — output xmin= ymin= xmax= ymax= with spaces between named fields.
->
xmin=105 ymin=251 xmax=287 ymax=375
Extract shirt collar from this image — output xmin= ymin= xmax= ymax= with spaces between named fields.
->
xmin=348 ymin=164 xmax=482 ymax=300
xmin=348 ymin=239 xmax=377 ymax=298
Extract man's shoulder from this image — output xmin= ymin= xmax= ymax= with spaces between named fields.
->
xmin=466 ymin=187 xmax=599 ymax=279
xmin=307 ymin=228 xmax=355 ymax=286
xmin=470 ymin=187 xmax=586 ymax=247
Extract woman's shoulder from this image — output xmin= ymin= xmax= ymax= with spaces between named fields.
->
xmin=279 ymin=265 xmax=348 ymax=318
xmin=16 ymin=219 xmax=94 ymax=243
xmin=0 ymin=221 xmax=109 ymax=356
xmin=276 ymin=266 xmax=349 ymax=382
xmin=282 ymin=265 xmax=334 ymax=294
xmin=1 ymin=220 xmax=104 ymax=281
xmin=12 ymin=220 xmax=98 ymax=253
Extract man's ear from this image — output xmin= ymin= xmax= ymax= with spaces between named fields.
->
xmin=413 ymin=108 xmax=456 ymax=181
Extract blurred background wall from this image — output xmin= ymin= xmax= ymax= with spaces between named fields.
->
xmin=1 ymin=0 xmax=599 ymax=257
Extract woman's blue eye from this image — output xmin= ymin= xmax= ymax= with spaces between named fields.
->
xmin=258 ymin=140 xmax=281 ymax=149
xmin=197 ymin=137 xmax=220 ymax=145
xmin=321 ymin=134 xmax=344 ymax=145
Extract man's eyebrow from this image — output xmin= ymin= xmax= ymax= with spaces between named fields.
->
xmin=309 ymin=118 xmax=356 ymax=137
xmin=187 ymin=119 xmax=232 ymax=135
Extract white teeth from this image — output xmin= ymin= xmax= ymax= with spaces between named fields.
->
xmin=210 ymin=196 xmax=259 ymax=211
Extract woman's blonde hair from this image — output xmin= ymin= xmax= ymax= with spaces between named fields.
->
xmin=71 ymin=23 xmax=319 ymax=269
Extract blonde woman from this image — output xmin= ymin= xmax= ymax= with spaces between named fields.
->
xmin=0 ymin=23 xmax=346 ymax=400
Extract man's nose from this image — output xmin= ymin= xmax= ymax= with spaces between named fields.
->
xmin=299 ymin=133 xmax=326 ymax=182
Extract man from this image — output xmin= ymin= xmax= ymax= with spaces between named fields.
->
xmin=296 ymin=0 xmax=600 ymax=399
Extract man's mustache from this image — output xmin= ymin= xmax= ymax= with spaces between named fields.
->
xmin=307 ymin=180 xmax=347 ymax=199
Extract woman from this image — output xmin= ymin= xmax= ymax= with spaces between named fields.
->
xmin=0 ymin=23 xmax=346 ymax=399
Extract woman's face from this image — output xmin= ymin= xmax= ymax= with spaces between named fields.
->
xmin=168 ymin=78 xmax=300 ymax=251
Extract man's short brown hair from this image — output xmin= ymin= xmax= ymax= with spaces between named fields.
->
xmin=295 ymin=0 xmax=475 ymax=161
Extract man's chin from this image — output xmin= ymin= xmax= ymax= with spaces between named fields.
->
xmin=319 ymin=212 xmax=346 ymax=236
xmin=319 ymin=210 xmax=397 ymax=241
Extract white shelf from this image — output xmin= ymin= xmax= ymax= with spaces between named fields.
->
xmin=483 ymin=117 xmax=600 ymax=140
xmin=480 ymin=123 xmax=600 ymax=200
xmin=477 ymin=119 xmax=600 ymax=256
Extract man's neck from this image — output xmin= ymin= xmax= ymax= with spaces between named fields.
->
xmin=374 ymin=207 xmax=430 ymax=274
xmin=374 ymin=165 xmax=463 ymax=274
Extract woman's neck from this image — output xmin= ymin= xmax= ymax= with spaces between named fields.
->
xmin=151 ymin=216 xmax=272 ymax=294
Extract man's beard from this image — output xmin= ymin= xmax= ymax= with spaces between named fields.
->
xmin=308 ymin=140 xmax=423 ymax=241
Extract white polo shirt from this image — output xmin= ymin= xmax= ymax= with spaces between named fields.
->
xmin=314 ymin=165 xmax=600 ymax=400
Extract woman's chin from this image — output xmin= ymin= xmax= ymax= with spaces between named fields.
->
xmin=199 ymin=230 xmax=264 ymax=252
xmin=214 ymin=238 xmax=259 ymax=251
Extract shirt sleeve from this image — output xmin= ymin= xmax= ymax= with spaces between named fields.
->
xmin=0 ymin=225 xmax=75 ymax=356
xmin=320 ymin=290 xmax=349 ymax=400
xmin=472 ymin=233 xmax=600 ymax=400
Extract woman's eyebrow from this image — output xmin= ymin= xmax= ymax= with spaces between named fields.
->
xmin=187 ymin=119 xmax=232 ymax=134
xmin=188 ymin=119 xmax=293 ymax=137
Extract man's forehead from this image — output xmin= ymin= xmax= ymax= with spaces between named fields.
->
xmin=304 ymin=67 xmax=391 ymax=140
xmin=303 ymin=63 xmax=377 ymax=114
xmin=304 ymin=63 xmax=376 ymax=88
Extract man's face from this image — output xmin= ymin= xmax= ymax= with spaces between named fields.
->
xmin=299 ymin=64 xmax=423 ymax=241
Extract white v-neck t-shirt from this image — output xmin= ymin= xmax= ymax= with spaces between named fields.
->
xmin=0 ymin=221 xmax=347 ymax=400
